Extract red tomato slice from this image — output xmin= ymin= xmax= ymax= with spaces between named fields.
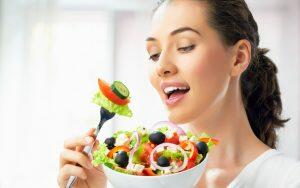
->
xmin=184 ymin=160 xmax=196 ymax=170
xmin=143 ymin=168 xmax=157 ymax=176
xmin=165 ymin=132 xmax=179 ymax=144
xmin=107 ymin=146 xmax=130 ymax=158
xmin=140 ymin=143 xmax=154 ymax=165
xmin=176 ymin=160 xmax=183 ymax=167
xmin=98 ymin=78 xmax=130 ymax=105
xmin=180 ymin=141 xmax=198 ymax=161
xmin=189 ymin=143 xmax=198 ymax=161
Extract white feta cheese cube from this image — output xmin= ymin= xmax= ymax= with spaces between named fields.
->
xmin=133 ymin=164 xmax=145 ymax=173
xmin=115 ymin=133 xmax=129 ymax=146
xmin=179 ymin=135 xmax=188 ymax=142
xmin=165 ymin=129 xmax=175 ymax=138
xmin=126 ymin=163 xmax=135 ymax=171
xmin=164 ymin=169 xmax=171 ymax=174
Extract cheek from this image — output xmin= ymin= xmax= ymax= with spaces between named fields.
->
xmin=177 ymin=46 xmax=231 ymax=120
xmin=148 ymin=64 xmax=159 ymax=91
xmin=193 ymin=52 xmax=229 ymax=89
xmin=184 ymin=46 xmax=230 ymax=91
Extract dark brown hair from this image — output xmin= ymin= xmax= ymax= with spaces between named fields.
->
xmin=154 ymin=0 xmax=289 ymax=149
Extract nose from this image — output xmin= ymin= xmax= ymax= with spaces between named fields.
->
xmin=155 ymin=52 xmax=177 ymax=77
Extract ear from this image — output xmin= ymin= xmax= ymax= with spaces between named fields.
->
xmin=230 ymin=39 xmax=251 ymax=77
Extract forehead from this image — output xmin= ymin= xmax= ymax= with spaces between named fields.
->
xmin=149 ymin=0 xmax=208 ymax=37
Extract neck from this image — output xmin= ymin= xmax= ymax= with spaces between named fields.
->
xmin=184 ymin=78 xmax=268 ymax=168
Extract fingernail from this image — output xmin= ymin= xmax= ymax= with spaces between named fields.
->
xmin=85 ymin=136 xmax=93 ymax=144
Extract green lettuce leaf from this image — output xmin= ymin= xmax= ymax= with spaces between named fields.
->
xmin=140 ymin=134 xmax=149 ymax=144
xmin=92 ymin=91 xmax=132 ymax=117
xmin=92 ymin=143 xmax=115 ymax=167
xmin=195 ymin=154 xmax=203 ymax=164
xmin=186 ymin=130 xmax=194 ymax=139
xmin=157 ymin=126 xmax=169 ymax=134
xmin=161 ymin=150 xmax=184 ymax=160
xmin=130 ymin=137 xmax=137 ymax=149
xmin=132 ymin=145 xmax=144 ymax=164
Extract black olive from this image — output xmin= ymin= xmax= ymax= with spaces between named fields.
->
xmin=149 ymin=131 xmax=166 ymax=145
xmin=104 ymin=137 xmax=116 ymax=150
xmin=157 ymin=156 xmax=170 ymax=167
xmin=196 ymin=141 xmax=208 ymax=157
xmin=114 ymin=151 xmax=129 ymax=168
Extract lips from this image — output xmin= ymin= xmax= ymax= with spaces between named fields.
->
xmin=160 ymin=81 xmax=190 ymax=106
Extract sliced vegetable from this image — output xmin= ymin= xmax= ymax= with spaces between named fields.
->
xmin=151 ymin=121 xmax=186 ymax=136
xmin=140 ymin=143 xmax=154 ymax=166
xmin=111 ymin=81 xmax=130 ymax=99
xmin=165 ymin=132 xmax=179 ymax=144
xmin=128 ymin=131 xmax=141 ymax=164
xmin=150 ymin=143 xmax=188 ymax=172
xmin=195 ymin=141 xmax=208 ymax=157
xmin=92 ymin=143 xmax=116 ymax=167
xmin=92 ymin=125 xmax=218 ymax=176
xmin=92 ymin=91 xmax=132 ymax=117
xmin=98 ymin=78 xmax=130 ymax=105
xmin=149 ymin=131 xmax=166 ymax=145
xmin=157 ymin=156 xmax=170 ymax=167
xmin=199 ymin=137 xmax=219 ymax=145
xmin=104 ymin=137 xmax=116 ymax=150
xmin=180 ymin=141 xmax=198 ymax=161
xmin=114 ymin=151 xmax=129 ymax=167
xmin=143 ymin=167 xmax=157 ymax=176
xmin=184 ymin=160 xmax=196 ymax=170
xmin=160 ymin=150 xmax=184 ymax=160
xmin=108 ymin=146 xmax=130 ymax=159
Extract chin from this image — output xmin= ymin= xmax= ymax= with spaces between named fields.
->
xmin=167 ymin=107 xmax=198 ymax=125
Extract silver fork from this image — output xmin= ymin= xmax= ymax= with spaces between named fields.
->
xmin=66 ymin=107 xmax=115 ymax=188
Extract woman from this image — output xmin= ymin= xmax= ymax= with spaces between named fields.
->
xmin=57 ymin=0 xmax=300 ymax=187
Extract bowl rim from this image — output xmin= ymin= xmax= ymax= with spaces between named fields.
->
xmin=103 ymin=154 xmax=208 ymax=178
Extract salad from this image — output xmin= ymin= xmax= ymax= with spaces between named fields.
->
xmin=92 ymin=121 xmax=219 ymax=176
xmin=93 ymin=78 xmax=132 ymax=117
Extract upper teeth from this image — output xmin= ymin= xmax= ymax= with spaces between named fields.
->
xmin=164 ymin=86 xmax=189 ymax=94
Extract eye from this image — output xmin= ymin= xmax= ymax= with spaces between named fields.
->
xmin=178 ymin=45 xmax=195 ymax=53
xmin=149 ymin=53 xmax=160 ymax=62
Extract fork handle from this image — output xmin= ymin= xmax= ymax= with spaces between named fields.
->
xmin=66 ymin=144 xmax=93 ymax=188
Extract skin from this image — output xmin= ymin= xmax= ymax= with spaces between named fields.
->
xmin=146 ymin=0 xmax=270 ymax=187
xmin=58 ymin=0 xmax=270 ymax=187
xmin=58 ymin=128 xmax=107 ymax=188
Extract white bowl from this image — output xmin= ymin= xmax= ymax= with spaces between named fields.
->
xmin=103 ymin=155 xmax=208 ymax=188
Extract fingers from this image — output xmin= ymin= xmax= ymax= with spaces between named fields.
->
xmin=60 ymin=128 xmax=96 ymax=168
xmin=58 ymin=164 xmax=87 ymax=187
xmin=76 ymin=128 xmax=96 ymax=152
xmin=58 ymin=128 xmax=98 ymax=188
xmin=60 ymin=149 xmax=93 ymax=169
xmin=64 ymin=134 xmax=94 ymax=150
xmin=92 ymin=140 xmax=100 ymax=152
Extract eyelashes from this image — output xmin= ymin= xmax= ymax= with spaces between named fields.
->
xmin=149 ymin=53 xmax=160 ymax=62
xmin=178 ymin=44 xmax=195 ymax=52
xmin=148 ymin=44 xmax=196 ymax=62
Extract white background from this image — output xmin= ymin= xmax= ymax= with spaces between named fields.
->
xmin=0 ymin=0 xmax=299 ymax=187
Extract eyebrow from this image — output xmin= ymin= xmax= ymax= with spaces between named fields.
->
xmin=146 ymin=27 xmax=201 ymax=42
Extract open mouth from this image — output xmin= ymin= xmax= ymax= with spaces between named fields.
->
xmin=164 ymin=86 xmax=190 ymax=99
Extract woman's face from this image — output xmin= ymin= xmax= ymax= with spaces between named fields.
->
xmin=146 ymin=0 xmax=234 ymax=124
